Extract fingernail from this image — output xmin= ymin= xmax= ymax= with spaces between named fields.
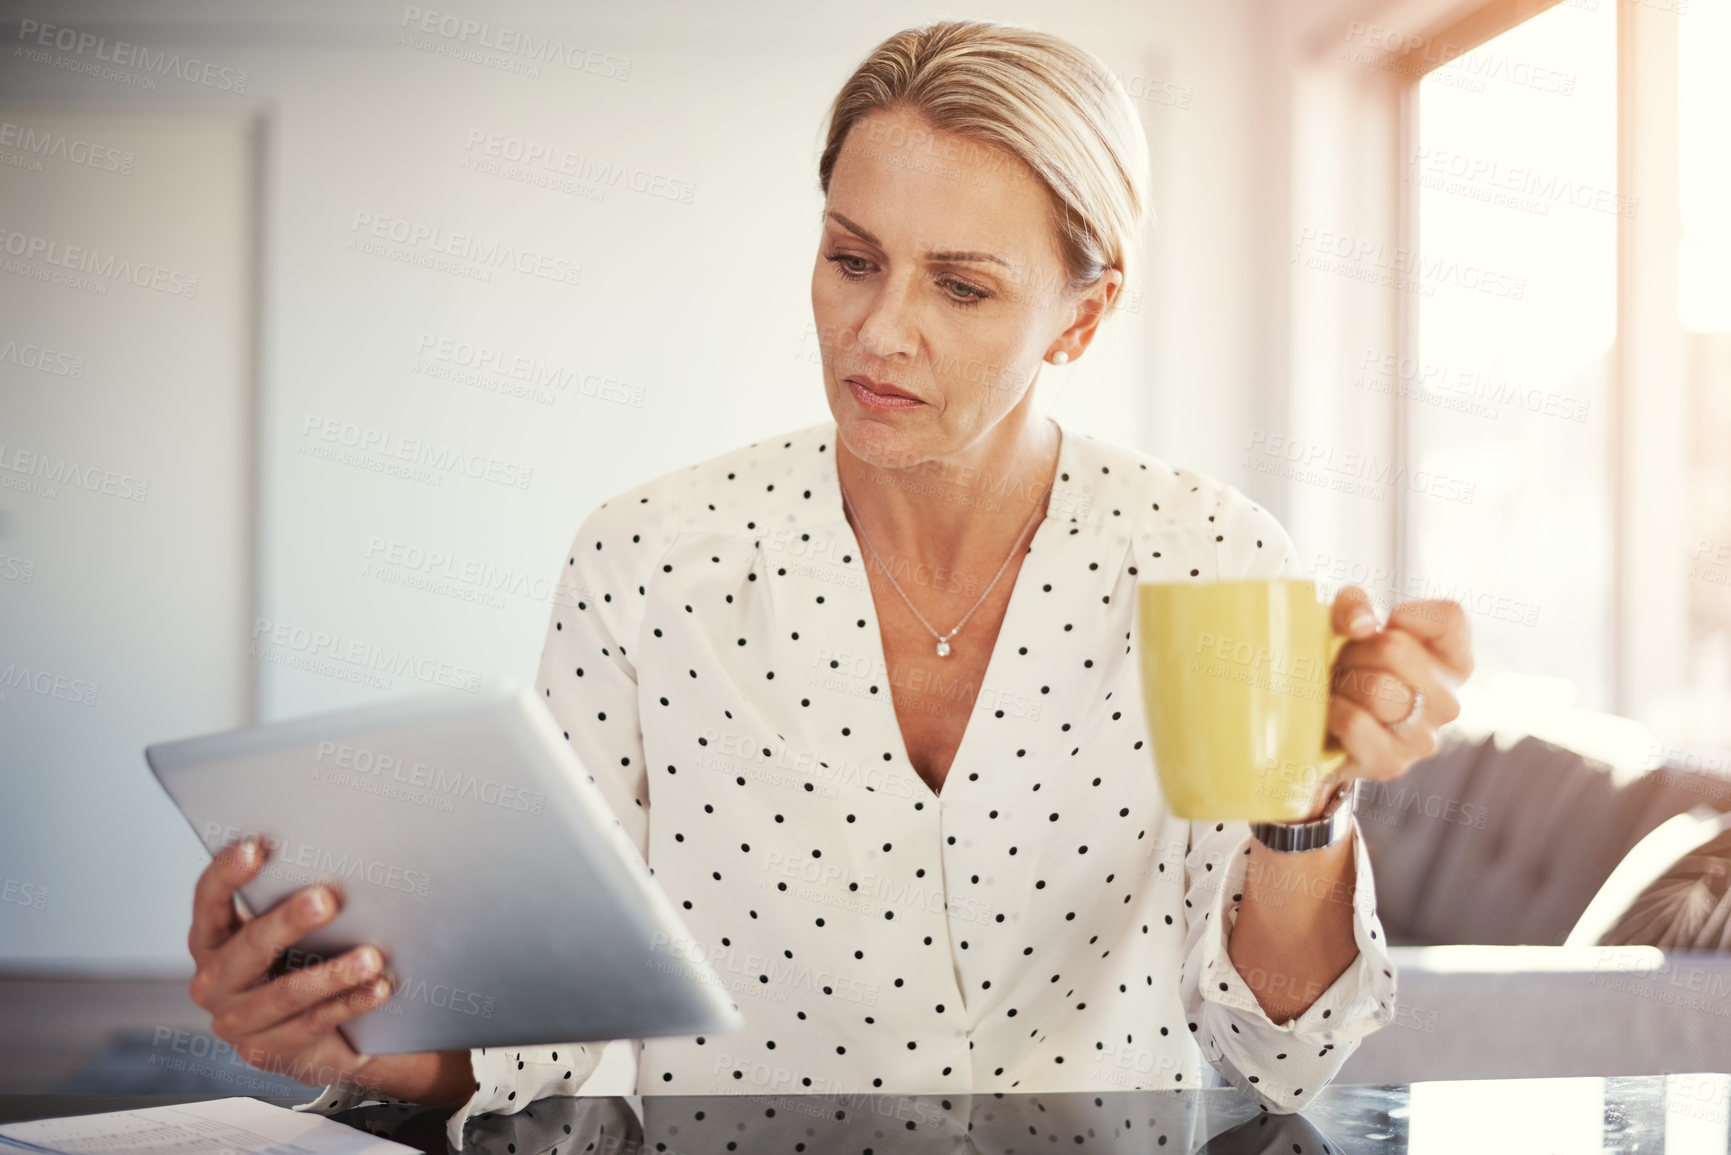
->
xmin=303 ymin=888 xmax=331 ymax=916
xmin=354 ymin=946 xmax=381 ymax=976
xmin=371 ymin=978 xmax=391 ymax=999
xmin=1350 ymin=609 xmax=1376 ymax=636
xmin=236 ymin=838 xmax=258 ymax=866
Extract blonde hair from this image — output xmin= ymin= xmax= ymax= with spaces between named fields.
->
xmin=817 ymin=20 xmax=1153 ymax=321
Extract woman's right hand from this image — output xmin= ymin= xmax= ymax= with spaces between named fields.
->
xmin=187 ymin=836 xmax=473 ymax=1105
xmin=187 ymin=834 xmax=394 ymax=1090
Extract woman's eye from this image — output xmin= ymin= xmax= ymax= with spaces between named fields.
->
xmin=824 ymin=254 xmax=988 ymax=306
xmin=944 ymin=278 xmax=989 ymax=305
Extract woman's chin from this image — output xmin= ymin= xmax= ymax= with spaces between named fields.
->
xmin=834 ymin=413 xmax=926 ymax=470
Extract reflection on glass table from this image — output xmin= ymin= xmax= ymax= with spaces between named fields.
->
xmin=327 ymin=1073 xmax=1729 ymax=1154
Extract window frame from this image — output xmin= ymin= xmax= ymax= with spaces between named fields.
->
xmin=1326 ymin=0 xmax=1689 ymax=730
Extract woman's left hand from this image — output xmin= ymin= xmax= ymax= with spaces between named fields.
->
xmin=1323 ymin=585 xmax=1474 ymax=793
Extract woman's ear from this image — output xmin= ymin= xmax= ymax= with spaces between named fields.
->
xmin=1059 ymin=268 xmax=1123 ymax=360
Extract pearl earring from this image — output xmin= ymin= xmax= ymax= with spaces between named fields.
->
xmin=1051 ymin=351 xmax=1069 ymax=365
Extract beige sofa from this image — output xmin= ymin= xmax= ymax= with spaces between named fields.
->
xmin=1331 ymin=729 xmax=1731 ymax=1084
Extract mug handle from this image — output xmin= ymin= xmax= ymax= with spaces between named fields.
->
xmin=1315 ymin=624 xmax=1351 ymax=782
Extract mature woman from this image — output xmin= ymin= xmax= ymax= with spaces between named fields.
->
xmin=185 ymin=18 xmax=1472 ymax=1150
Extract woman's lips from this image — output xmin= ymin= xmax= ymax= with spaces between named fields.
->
xmin=846 ymin=377 xmax=925 ymax=411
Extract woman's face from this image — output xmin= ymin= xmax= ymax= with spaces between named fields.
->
xmin=811 ymin=104 xmax=1117 ymax=470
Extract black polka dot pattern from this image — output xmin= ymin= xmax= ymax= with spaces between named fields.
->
xmin=292 ymin=417 xmax=1398 ymax=1133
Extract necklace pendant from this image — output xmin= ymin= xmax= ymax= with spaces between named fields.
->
xmin=935 ymin=639 xmax=951 ymax=658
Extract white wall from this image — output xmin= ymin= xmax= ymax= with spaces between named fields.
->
xmin=0 ymin=0 xmax=1288 ymax=972
xmin=0 ymin=108 xmax=256 ymax=968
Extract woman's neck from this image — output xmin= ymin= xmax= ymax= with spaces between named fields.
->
xmin=836 ymin=410 xmax=1061 ymax=578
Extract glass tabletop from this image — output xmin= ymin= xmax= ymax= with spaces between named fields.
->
xmin=319 ymin=1073 xmax=1731 ymax=1154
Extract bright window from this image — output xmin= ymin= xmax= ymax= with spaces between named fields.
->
xmin=1408 ymin=0 xmax=1619 ymax=711
xmin=1657 ymin=0 xmax=1731 ymax=761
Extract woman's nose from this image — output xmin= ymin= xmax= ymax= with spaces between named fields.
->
xmin=855 ymin=278 xmax=920 ymax=360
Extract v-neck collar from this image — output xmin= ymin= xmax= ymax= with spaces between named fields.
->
xmin=781 ymin=414 xmax=1089 ymax=804
xmin=866 ymin=516 xmax=1060 ymax=804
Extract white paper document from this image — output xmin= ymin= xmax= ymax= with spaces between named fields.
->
xmin=0 ymin=1096 xmax=418 ymax=1154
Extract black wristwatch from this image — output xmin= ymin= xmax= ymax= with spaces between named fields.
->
xmin=1250 ymin=778 xmax=1359 ymax=853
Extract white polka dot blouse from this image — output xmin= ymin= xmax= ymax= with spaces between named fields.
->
xmin=294 ymin=415 xmax=1397 ymax=1149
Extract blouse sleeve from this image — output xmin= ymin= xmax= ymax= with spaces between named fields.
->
xmin=1178 ymin=816 xmax=1396 ymax=1112
xmin=292 ymin=488 xmax=680 ymax=1151
xmin=1173 ymin=483 xmax=1398 ymax=1112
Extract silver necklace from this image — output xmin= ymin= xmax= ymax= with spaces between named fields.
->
xmin=839 ymin=472 xmax=1051 ymax=658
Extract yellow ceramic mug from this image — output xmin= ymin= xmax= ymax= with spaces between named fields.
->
xmin=1135 ymin=579 xmax=1349 ymax=821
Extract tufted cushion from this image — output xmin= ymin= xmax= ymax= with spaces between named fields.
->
xmin=1350 ymin=732 xmax=1484 ymax=945
xmin=1359 ymin=732 xmax=1628 ymax=945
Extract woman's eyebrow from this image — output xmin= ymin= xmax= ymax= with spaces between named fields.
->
xmin=827 ymin=211 xmax=1011 ymax=269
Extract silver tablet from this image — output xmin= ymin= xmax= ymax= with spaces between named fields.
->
xmin=145 ymin=681 xmax=744 ymax=1055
